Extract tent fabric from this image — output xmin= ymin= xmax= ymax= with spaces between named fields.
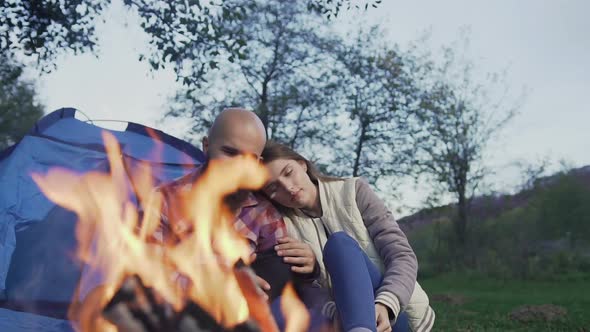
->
xmin=0 ymin=108 xmax=204 ymax=325
xmin=0 ymin=308 xmax=76 ymax=332
xmin=6 ymin=206 xmax=82 ymax=305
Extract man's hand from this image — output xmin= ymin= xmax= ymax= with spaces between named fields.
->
xmin=275 ymin=237 xmax=316 ymax=274
xmin=375 ymin=303 xmax=392 ymax=332
xmin=255 ymin=275 xmax=270 ymax=301
xmin=249 ymin=252 xmax=271 ymax=301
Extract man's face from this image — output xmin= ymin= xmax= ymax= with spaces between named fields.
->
xmin=203 ymin=129 xmax=266 ymax=210
xmin=204 ymin=129 xmax=266 ymax=162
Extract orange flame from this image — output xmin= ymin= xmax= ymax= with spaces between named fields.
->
xmin=281 ymin=283 xmax=311 ymax=332
xmin=31 ymin=131 xmax=307 ymax=331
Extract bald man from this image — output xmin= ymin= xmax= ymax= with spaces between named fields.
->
xmin=156 ymin=108 xmax=285 ymax=250
xmin=199 ymin=108 xmax=268 ymax=211
xmin=154 ymin=108 xmax=318 ymax=301
xmin=202 ymin=107 xmax=267 ymax=161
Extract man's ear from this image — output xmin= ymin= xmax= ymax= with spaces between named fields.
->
xmin=201 ymin=136 xmax=209 ymax=155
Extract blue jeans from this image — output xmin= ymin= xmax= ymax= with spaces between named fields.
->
xmin=323 ymin=232 xmax=410 ymax=332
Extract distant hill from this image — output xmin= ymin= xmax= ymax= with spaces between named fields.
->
xmin=398 ymin=165 xmax=590 ymax=234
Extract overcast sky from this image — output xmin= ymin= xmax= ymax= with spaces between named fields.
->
xmin=33 ymin=0 xmax=590 ymax=210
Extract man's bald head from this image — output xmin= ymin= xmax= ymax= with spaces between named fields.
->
xmin=202 ymin=108 xmax=267 ymax=161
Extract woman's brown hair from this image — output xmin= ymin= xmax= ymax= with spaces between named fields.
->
xmin=261 ymin=141 xmax=341 ymax=184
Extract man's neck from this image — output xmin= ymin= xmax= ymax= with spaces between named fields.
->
xmin=223 ymin=190 xmax=249 ymax=214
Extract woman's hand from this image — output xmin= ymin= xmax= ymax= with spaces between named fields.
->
xmin=275 ymin=237 xmax=317 ymax=274
xmin=375 ymin=303 xmax=392 ymax=332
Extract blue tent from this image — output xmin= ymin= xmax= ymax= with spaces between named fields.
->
xmin=0 ymin=108 xmax=204 ymax=331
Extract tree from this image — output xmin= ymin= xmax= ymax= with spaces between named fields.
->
xmin=307 ymin=0 xmax=383 ymax=19
xmin=411 ymin=38 xmax=521 ymax=247
xmin=165 ymin=13 xmax=431 ymax=193
xmin=534 ymin=171 xmax=590 ymax=246
xmin=1 ymin=0 xmax=249 ymax=82
xmin=327 ymin=27 xmax=421 ymax=184
xmin=165 ymin=0 xmax=341 ymax=153
xmin=0 ymin=57 xmax=45 ymax=150
xmin=0 ymin=0 xmax=108 ymax=69
xmin=1 ymin=0 xmax=381 ymax=84
xmin=514 ymin=155 xmax=552 ymax=191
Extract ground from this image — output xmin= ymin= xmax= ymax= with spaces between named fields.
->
xmin=420 ymin=273 xmax=590 ymax=331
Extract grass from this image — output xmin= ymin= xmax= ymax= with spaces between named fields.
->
xmin=420 ymin=273 xmax=590 ymax=331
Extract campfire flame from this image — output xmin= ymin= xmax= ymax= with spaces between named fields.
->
xmin=281 ymin=284 xmax=311 ymax=332
xmin=32 ymin=132 xmax=309 ymax=332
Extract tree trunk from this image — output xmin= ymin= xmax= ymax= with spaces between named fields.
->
xmin=455 ymin=189 xmax=468 ymax=246
xmin=352 ymin=123 xmax=366 ymax=177
xmin=258 ymin=77 xmax=271 ymax=138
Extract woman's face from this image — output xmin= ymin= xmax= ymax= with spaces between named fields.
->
xmin=262 ymin=158 xmax=318 ymax=210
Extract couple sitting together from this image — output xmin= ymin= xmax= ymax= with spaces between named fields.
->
xmin=155 ymin=108 xmax=435 ymax=332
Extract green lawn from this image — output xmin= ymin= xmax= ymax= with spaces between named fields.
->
xmin=420 ymin=274 xmax=590 ymax=331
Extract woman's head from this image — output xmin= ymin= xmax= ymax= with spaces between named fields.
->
xmin=260 ymin=141 xmax=323 ymax=210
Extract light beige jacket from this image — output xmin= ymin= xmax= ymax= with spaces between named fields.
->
xmin=283 ymin=178 xmax=435 ymax=332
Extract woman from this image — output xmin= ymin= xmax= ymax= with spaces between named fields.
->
xmin=260 ymin=141 xmax=435 ymax=332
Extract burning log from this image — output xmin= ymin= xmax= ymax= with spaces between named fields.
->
xmin=102 ymin=275 xmax=174 ymax=332
xmin=103 ymin=272 xmax=263 ymax=332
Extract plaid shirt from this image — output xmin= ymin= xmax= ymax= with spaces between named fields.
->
xmin=152 ymin=164 xmax=286 ymax=253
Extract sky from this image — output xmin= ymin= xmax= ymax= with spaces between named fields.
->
xmin=32 ymin=0 xmax=590 ymax=211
